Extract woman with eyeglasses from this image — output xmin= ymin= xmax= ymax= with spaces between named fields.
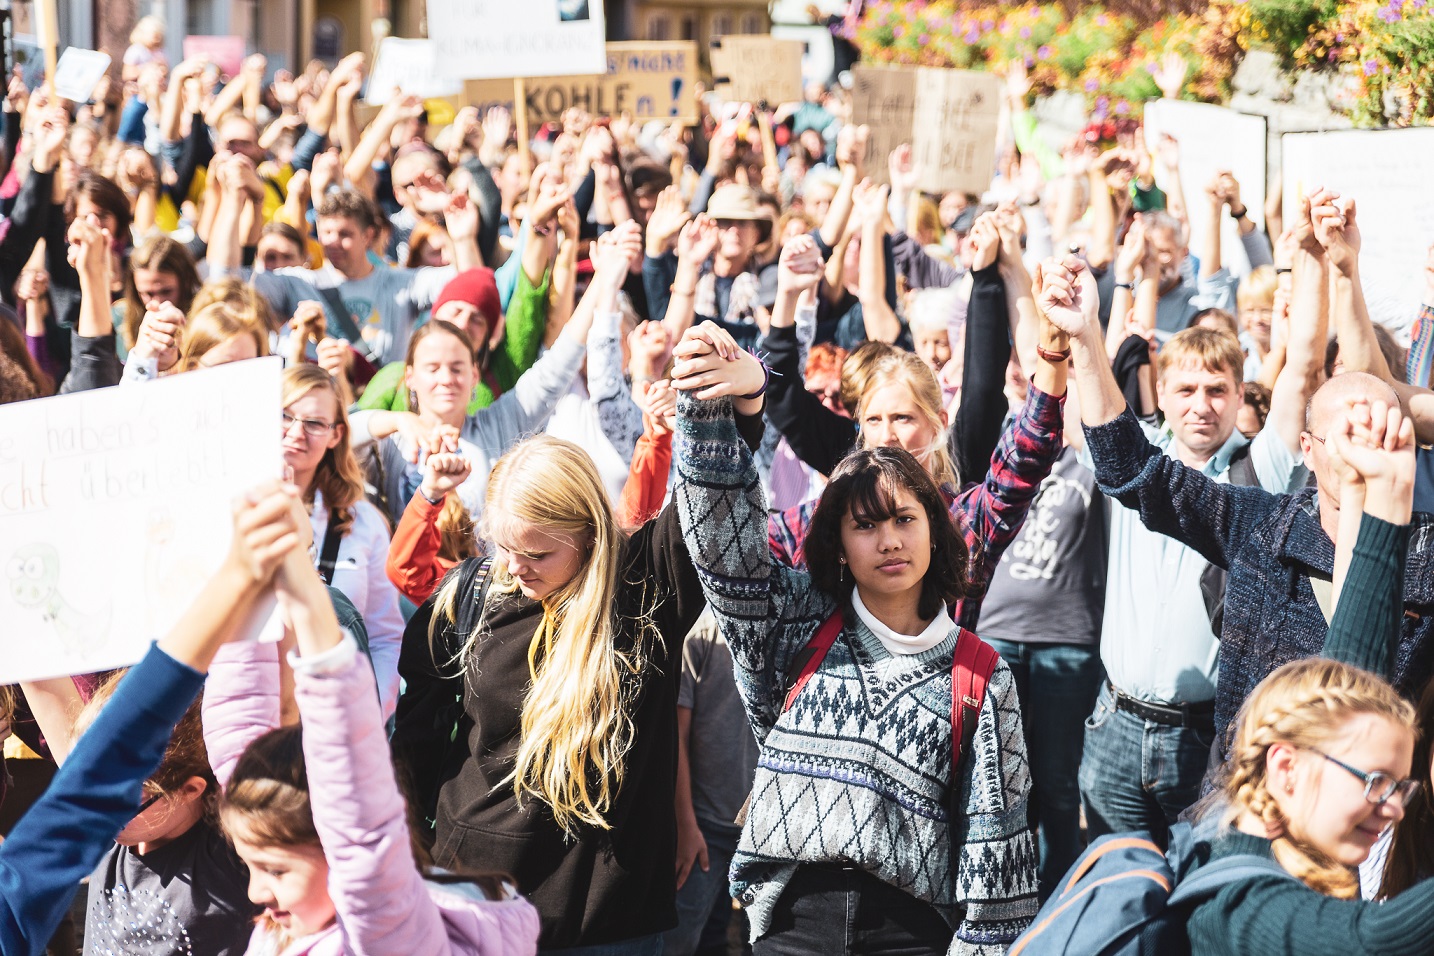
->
xmin=1182 ymin=400 xmax=1434 ymax=954
xmin=281 ymin=364 xmax=405 ymax=718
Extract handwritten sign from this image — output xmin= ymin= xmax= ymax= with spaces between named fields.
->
xmin=710 ymin=36 xmax=804 ymax=107
xmin=52 ymin=48 xmax=110 ymax=103
xmin=851 ymin=66 xmax=917 ymax=184
xmin=909 ymin=68 xmax=1002 ymax=196
xmin=0 ymin=358 xmax=281 ymax=682
xmin=366 ymin=37 xmax=462 ymax=105
xmin=182 ymin=35 xmax=246 ymax=77
xmin=851 ymin=66 xmax=999 ymax=195
xmin=1282 ymin=128 xmax=1434 ymax=338
xmin=461 ymin=41 xmax=698 ymax=124
xmin=427 ymin=0 xmax=606 ymax=79
xmin=1144 ymin=100 xmax=1267 ymax=278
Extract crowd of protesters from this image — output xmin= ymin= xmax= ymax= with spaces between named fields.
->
xmin=4 ymin=31 xmax=1434 ymax=956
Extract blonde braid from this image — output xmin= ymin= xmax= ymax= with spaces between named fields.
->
xmin=1221 ymin=658 xmax=1416 ymax=901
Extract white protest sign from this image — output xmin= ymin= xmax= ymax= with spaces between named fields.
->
xmin=1144 ymin=100 xmax=1267 ymax=279
xmin=0 ymin=358 xmax=282 ymax=682
xmin=1282 ymin=128 xmax=1434 ymax=338
xmin=366 ymin=37 xmax=462 ymax=105
xmin=52 ymin=48 xmax=111 ymax=103
xmin=427 ymin=0 xmax=606 ymax=80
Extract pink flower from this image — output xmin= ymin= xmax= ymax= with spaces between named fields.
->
xmin=1020 ymin=26 xmax=1032 ymax=38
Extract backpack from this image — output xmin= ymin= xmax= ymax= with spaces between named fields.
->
xmin=735 ymin=611 xmax=999 ymax=857
xmin=1009 ymin=822 xmax=1296 ymax=956
xmin=1197 ymin=444 xmax=1258 ymax=633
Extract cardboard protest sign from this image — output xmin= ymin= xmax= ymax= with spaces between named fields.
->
xmin=182 ymin=35 xmax=246 ymax=77
xmin=52 ymin=48 xmax=110 ymax=103
xmin=1144 ymin=100 xmax=1267 ymax=278
xmin=427 ymin=0 xmax=606 ymax=80
xmin=366 ymin=37 xmax=462 ymax=105
xmin=1282 ymin=128 xmax=1434 ymax=338
xmin=709 ymin=36 xmax=804 ymax=107
xmin=461 ymin=41 xmax=698 ymax=124
xmin=850 ymin=66 xmax=1000 ymax=195
xmin=909 ymin=68 xmax=1002 ymax=196
xmin=851 ymin=65 xmax=917 ymax=183
xmin=0 ymin=358 xmax=281 ymax=683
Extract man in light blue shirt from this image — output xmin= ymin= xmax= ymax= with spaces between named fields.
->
xmin=1076 ymin=320 xmax=1317 ymax=846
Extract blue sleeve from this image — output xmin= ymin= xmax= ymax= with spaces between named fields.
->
xmin=290 ymin=126 xmax=326 ymax=173
xmin=642 ymin=252 xmax=679 ymax=324
xmin=0 ymin=646 xmax=204 ymax=956
xmin=117 ymin=97 xmax=148 ymax=145
xmin=495 ymin=227 xmax=529 ymax=313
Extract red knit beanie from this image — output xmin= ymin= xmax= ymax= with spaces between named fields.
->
xmin=433 ymin=268 xmax=501 ymax=328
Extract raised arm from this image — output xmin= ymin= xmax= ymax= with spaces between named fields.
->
xmin=342 ymin=94 xmax=421 ymax=191
xmin=661 ymin=214 xmax=718 ymax=343
xmin=855 ymin=183 xmax=902 ymax=344
xmin=304 ymin=52 xmax=364 ymax=141
xmin=1325 ymin=400 xmax=1414 ymax=677
xmin=954 ymin=217 xmax=1014 ymax=484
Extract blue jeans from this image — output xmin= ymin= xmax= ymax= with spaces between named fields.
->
xmin=986 ymin=639 xmax=1103 ymax=900
xmin=664 ymin=819 xmax=741 ymax=956
xmin=541 ymin=934 xmax=664 ymax=956
xmin=1078 ymin=682 xmax=1216 ymax=850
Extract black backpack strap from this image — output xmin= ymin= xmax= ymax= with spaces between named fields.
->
xmin=317 ymin=510 xmax=344 ymax=585
xmin=315 ymin=284 xmax=380 ymax=363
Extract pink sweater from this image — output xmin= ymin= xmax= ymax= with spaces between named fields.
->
xmin=203 ymin=640 xmax=539 ymax=956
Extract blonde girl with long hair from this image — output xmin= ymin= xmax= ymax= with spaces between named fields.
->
xmin=281 ymin=364 xmax=405 ymax=719
xmin=395 ymin=390 xmax=765 ymax=954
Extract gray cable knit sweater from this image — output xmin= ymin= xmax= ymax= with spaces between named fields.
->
xmin=674 ymin=390 xmax=1038 ymax=954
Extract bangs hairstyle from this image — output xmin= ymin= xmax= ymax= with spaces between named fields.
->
xmin=177 ymin=302 xmax=269 ymax=372
xmin=1157 ymin=325 xmax=1245 ymax=386
xmin=856 ymin=350 xmax=957 ymax=487
xmin=282 ymin=364 xmax=364 ymax=538
xmin=805 ymin=446 xmax=971 ymax=623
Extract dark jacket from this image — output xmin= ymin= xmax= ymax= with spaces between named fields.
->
xmin=1083 ymin=408 xmax=1434 ymax=751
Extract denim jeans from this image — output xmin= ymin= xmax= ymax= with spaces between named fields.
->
xmin=541 ymin=934 xmax=664 ymax=956
xmin=986 ymin=639 xmax=1103 ymax=900
xmin=753 ymin=864 xmax=951 ymax=956
xmin=664 ymin=819 xmax=741 ymax=956
xmin=1078 ymin=681 xmax=1216 ymax=850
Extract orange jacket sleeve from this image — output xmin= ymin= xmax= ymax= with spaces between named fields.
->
xmin=386 ymin=492 xmax=459 ymax=605
xmin=617 ymin=426 xmax=673 ymax=529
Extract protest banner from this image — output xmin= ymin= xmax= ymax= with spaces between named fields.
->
xmin=710 ymin=36 xmax=804 ymax=107
xmin=851 ymin=65 xmax=917 ymax=183
xmin=461 ymin=41 xmax=698 ymax=124
xmin=905 ymin=69 xmax=1002 ymax=196
xmin=1144 ymin=99 xmax=1267 ymax=278
xmin=0 ymin=358 xmax=281 ymax=683
xmin=366 ymin=37 xmax=462 ymax=105
xmin=182 ymin=35 xmax=246 ymax=77
xmin=1282 ymin=128 xmax=1434 ymax=337
xmin=426 ymin=0 xmax=606 ymax=80
xmin=52 ymin=48 xmax=110 ymax=103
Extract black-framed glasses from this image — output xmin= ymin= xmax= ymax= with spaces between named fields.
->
xmin=282 ymin=411 xmax=337 ymax=438
xmin=1309 ymin=748 xmax=1421 ymax=807
xmin=135 ymin=791 xmax=164 ymax=815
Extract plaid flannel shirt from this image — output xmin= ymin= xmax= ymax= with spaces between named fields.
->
xmin=768 ymin=384 xmax=1066 ymax=629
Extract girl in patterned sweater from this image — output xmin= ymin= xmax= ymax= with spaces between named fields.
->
xmin=671 ymin=322 xmax=1038 ymax=955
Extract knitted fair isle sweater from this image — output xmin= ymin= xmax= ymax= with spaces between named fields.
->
xmin=674 ymin=391 xmax=1039 ymax=954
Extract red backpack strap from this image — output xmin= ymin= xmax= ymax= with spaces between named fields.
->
xmin=782 ymin=611 xmax=845 ymax=712
xmin=951 ymin=628 xmax=1000 ymax=772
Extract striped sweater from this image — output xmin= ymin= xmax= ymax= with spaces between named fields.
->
xmin=674 ymin=391 xmax=1039 ymax=954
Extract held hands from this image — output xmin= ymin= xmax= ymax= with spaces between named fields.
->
xmin=629 ymin=320 xmax=674 ymax=378
xmin=134 ymin=300 xmax=186 ymax=371
xmin=968 ymin=213 xmax=1001 ymax=272
xmin=1034 ymin=255 xmax=1099 ymax=339
xmin=66 ymin=216 xmax=113 ymax=281
xmin=1114 ymin=214 xmax=1149 ymax=282
xmin=1310 ymin=191 xmax=1360 ymax=277
xmin=777 ymin=233 xmax=824 ymax=295
xmin=315 ymin=338 xmax=353 ymax=380
xmin=225 ymin=481 xmax=305 ymax=588
xmin=31 ymin=106 xmax=71 ymax=172
xmin=887 ymin=143 xmax=921 ymax=195
xmin=638 ymin=378 xmax=678 ymax=438
xmin=1327 ymin=399 xmax=1416 ymax=524
xmin=671 ymin=321 xmax=765 ymax=402
xmin=676 ymin=214 xmax=719 ymax=265
xmin=443 ymin=189 xmax=481 ymax=244
xmin=594 ymin=221 xmax=644 ymax=289
xmin=419 ymin=452 xmax=473 ymax=502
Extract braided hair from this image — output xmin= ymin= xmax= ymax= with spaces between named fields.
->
xmin=1217 ymin=657 xmax=1415 ymax=899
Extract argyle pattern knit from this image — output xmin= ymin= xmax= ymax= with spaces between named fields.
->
xmin=675 ymin=391 xmax=1038 ymax=955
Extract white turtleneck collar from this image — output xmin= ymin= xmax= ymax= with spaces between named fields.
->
xmin=851 ymin=589 xmax=955 ymax=656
